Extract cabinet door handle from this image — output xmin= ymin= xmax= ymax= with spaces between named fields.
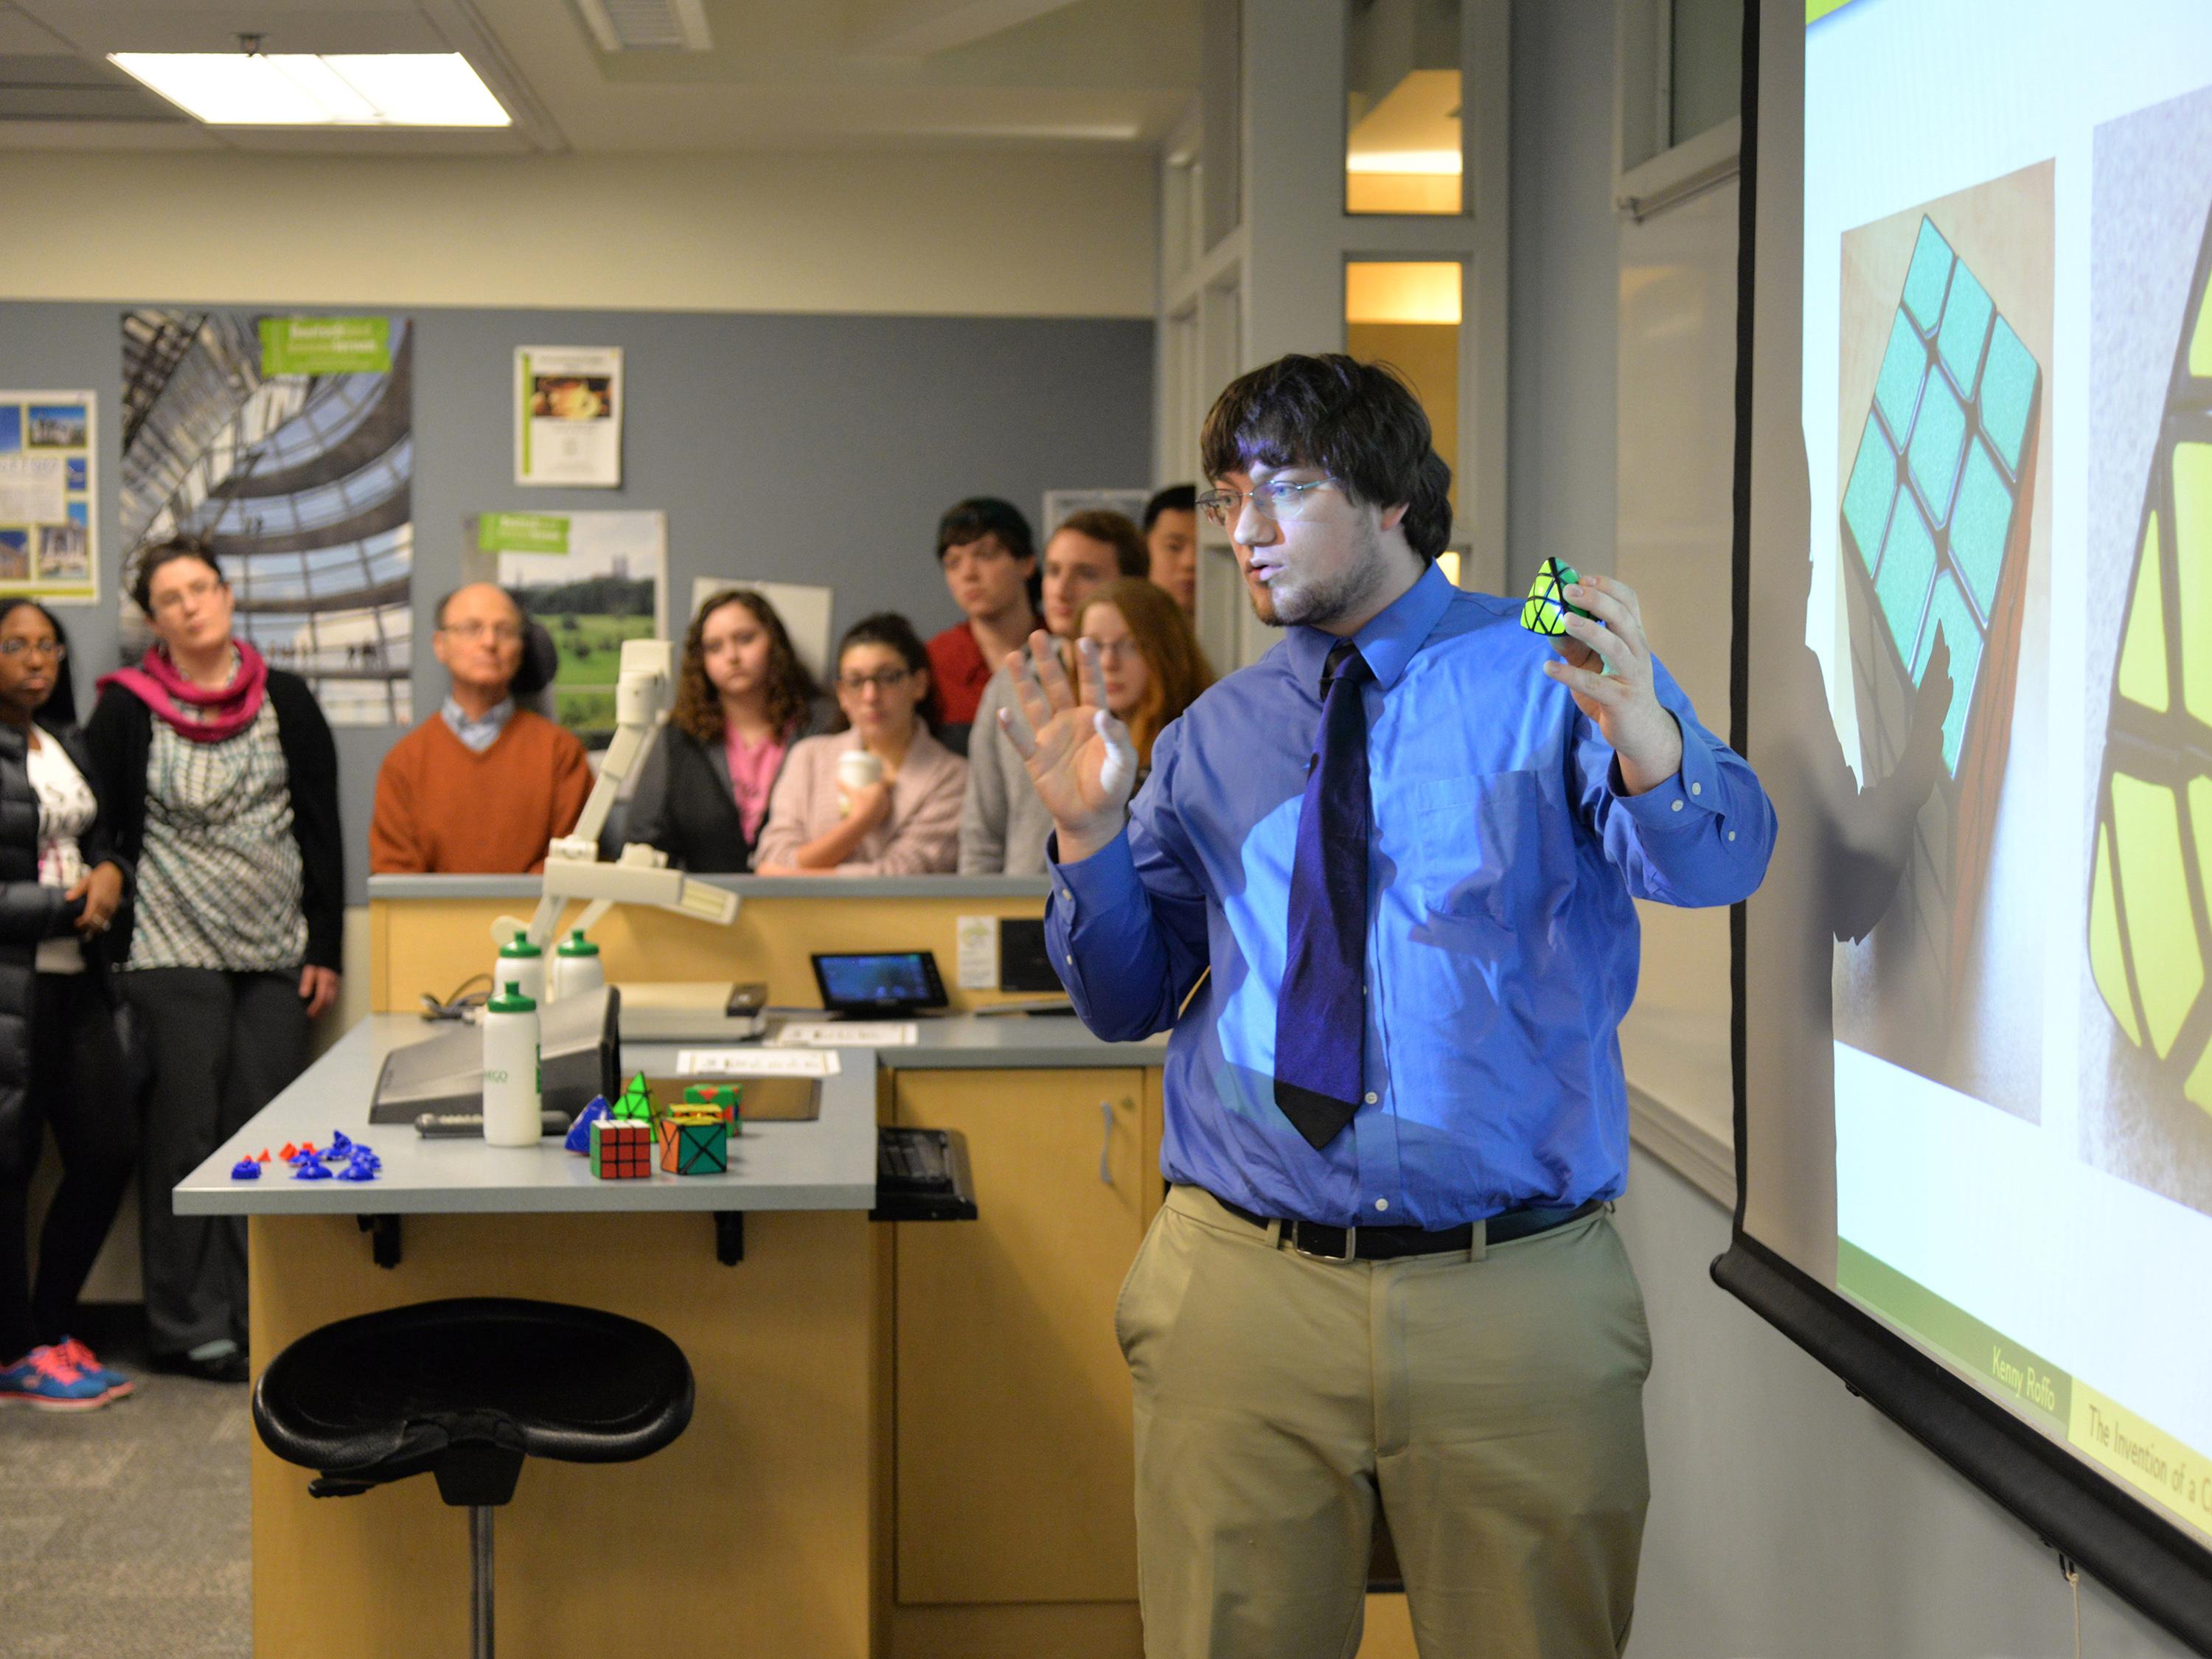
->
xmin=1099 ymin=1099 xmax=1114 ymax=1185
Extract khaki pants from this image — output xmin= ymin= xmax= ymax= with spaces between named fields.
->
xmin=1116 ymin=1186 xmax=1652 ymax=1659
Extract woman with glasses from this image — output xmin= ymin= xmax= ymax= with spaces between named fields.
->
xmin=1075 ymin=579 xmax=1216 ymax=793
xmin=754 ymin=613 xmax=967 ymax=876
xmin=0 ymin=602 xmax=137 ymax=1408
xmin=83 ymin=542 xmax=341 ymax=1385
xmin=628 ymin=588 xmax=823 ymax=873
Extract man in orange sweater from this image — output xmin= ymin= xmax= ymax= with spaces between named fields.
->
xmin=369 ymin=583 xmax=592 ymax=873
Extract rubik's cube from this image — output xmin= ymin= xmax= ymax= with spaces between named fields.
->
xmin=657 ymin=1111 xmax=728 ymax=1176
xmin=1838 ymin=215 xmax=2042 ymax=1009
xmin=2089 ymin=200 xmax=2212 ymax=1117
xmin=1520 ymin=557 xmax=1587 ymax=636
xmin=682 ymin=1083 xmax=742 ymax=1126
xmin=589 ymin=1118 xmax=653 ymax=1180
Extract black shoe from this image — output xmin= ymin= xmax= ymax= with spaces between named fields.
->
xmin=151 ymin=1346 xmax=250 ymax=1384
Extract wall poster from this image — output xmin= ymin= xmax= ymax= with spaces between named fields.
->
xmin=515 ymin=347 xmax=623 ymax=488
xmin=0 ymin=391 xmax=96 ymax=604
xmin=118 ymin=313 xmax=414 ymax=726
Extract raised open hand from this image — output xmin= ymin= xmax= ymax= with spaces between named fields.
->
xmin=999 ymin=632 xmax=1139 ymax=861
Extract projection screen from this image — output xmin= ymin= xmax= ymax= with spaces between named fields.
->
xmin=1719 ymin=1 xmax=2212 ymax=1644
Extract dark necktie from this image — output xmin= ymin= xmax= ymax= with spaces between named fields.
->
xmin=1273 ymin=639 xmax=1374 ymax=1151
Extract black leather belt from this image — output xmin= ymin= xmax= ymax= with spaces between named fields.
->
xmin=1210 ymin=1192 xmax=1603 ymax=1262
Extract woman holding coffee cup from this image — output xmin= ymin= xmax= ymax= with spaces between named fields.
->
xmin=753 ymin=613 xmax=967 ymax=876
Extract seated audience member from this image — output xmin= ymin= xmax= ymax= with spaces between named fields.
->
xmin=925 ymin=497 xmax=1039 ymax=757
xmin=369 ymin=583 xmax=591 ymax=874
xmin=961 ymin=510 xmax=1148 ymax=874
xmin=629 ymin=589 xmax=821 ymax=873
xmin=1142 ymin=484 xmax=1199 ymax=616
xmin=754 ymin=613 xmax=966 ymax=876
xmin=1075 ymin=579 xmax=1215 ymax=794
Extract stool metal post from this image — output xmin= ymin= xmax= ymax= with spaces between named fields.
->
xmin=470 ymin=1505 xmax=494 ymax=1658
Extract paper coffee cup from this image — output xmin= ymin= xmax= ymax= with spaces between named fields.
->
xmin=838 ymin=751 xmax=884 ymax=790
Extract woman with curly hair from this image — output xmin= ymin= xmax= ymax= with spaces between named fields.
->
xmin=627 ymin=589 xmax=822 ymax=872
xmin=1075 ymin=578 xmax=1215 ymax=789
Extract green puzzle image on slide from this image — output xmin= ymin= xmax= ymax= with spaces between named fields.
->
xmin=2090 ymin=201 xmax=2212 ymax=1116
xmin=1842 ymin=215 xmax=2041 ymax=778
xmin=1839 ymin=213 xmax=2042 ymax=1012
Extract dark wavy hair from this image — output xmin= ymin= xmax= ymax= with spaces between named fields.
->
xmin=0 ymin=598 xmax=76 ymax=726
xmin=1198 ymin=353 xmax=1454 ymax=562
xmin=669 ymin=589 xmax=821 ymax=745
xmin=830 ymin=612 xmax=933 ymax=734
xmin=129 ymin=538 xmax=225 ymax=616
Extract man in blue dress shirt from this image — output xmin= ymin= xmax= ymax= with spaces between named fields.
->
xmin=1001 ymin=355 xmax=1775 ymax=1658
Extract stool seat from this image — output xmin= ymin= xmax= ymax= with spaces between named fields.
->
xmin=253 ymin=1297 xmax=692 ymax=1506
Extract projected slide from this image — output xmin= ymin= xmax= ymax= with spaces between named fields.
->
xmin=1798 ymin=2 xmax=2212 ymax=1550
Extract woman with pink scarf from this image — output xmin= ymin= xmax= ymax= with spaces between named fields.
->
xmin=84 ymin=542 xmax=341 ymax=1385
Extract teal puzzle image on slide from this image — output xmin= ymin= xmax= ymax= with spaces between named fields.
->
xmin=1841 ymin=215 xmax=2043 ymax=777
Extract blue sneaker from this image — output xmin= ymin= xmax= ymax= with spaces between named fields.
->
xmin=55 ymin=1337 xmax=133 ymax=1402
xmin=0 ymin=1343 xmax=113 ymax=1411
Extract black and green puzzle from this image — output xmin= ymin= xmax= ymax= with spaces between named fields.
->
xmin=1521 ymin=557 xmax=1588 ymax=636
xmin=1838 ymin=214 xmax=2041 ymax=1009
xmin=2088 ymin=198 xmax=2212 ymax=1118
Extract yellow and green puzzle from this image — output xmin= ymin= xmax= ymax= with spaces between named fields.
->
xmin=2089 ymin=201 xmax=2212 ymax=1117
xmin=1521 ymin=557 xmax=1588 ymax=636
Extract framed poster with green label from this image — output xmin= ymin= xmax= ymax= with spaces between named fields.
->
xmin=473 ymin=509 xmax=665 ymax=748
xmin=0 ymin=391 xmax=95 ymax=604
xmin=515 ymin=346 xmax=622 ymax=487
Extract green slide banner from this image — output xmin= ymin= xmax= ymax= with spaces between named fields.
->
xmin=258 ymin=317 xmax=392 ymax=376
xmin=477 ymin=512 xmax=571 ymax=555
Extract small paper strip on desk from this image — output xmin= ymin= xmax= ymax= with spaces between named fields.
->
xmin=771 ymin=1021 xmax=918 ymax=1048
xmin=677 ymin=1047 xmax=841 ymax=1078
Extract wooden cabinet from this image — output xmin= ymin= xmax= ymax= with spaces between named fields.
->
xmin=889 ymin=1066 xmax=1155 ymax=1610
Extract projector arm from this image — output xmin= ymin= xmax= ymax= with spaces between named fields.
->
xmin=496 ymin=638 xmax=741 ymax=951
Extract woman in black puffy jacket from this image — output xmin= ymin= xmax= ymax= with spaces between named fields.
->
xmin=0 ymin=599 xmax=134 ymax=1410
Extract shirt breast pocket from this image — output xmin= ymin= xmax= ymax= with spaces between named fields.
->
xmin=1408 ymin=768 xmax=1573 ymax=926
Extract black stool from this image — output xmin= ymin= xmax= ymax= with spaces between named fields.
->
xmin=252 ymin=1297 xmax=693 ymax=1658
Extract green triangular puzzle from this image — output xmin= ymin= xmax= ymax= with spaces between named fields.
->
xmin=1520 ymin=557 xmax=1587 ymax=636
xmin=614 ymin=1071 xmax=655 ymax=1122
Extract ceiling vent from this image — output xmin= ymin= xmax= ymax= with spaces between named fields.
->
xmin=572 ymin=0 xmax=713 ymax=52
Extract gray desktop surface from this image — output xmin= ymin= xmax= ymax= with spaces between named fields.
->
xmin=175 ymin=1012 xmax=1162 ymax=1218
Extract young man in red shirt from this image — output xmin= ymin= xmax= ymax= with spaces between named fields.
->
xmin=925 ymin=497 xmax=1039 ymax=757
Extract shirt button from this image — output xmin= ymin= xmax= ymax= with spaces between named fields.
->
xmin=1374 ymin=1198 xmax=1389 ymax=1212
xmin=1690 ymin=781 xmax=1703 ymax=796
xmin=1727 ymin=830 xmax=1737 ymax=842
xmin=1063 ymin=953 xmax=1073 ymax=965
xmin=1670 ymin=799 xmax=1685 ymax=813
xmin=1364 ymin=1091 xmax=1378 ymax=1105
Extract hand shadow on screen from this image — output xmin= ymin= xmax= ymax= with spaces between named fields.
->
xmin=1753 ymin=439 xmax=1951 ymax=1259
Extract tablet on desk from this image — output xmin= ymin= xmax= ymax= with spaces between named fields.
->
xmin=810 ymin=950 xmax=947 ymax=1018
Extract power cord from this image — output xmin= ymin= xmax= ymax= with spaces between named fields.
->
xmin=2059 ymin=1551 xmax=2081 ymax=1659
xmin=419 ymin=972 xmax=493 ymax=1022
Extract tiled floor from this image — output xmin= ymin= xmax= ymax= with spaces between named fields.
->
xmin=0 ymin=1312 xmax=250 ymax=1657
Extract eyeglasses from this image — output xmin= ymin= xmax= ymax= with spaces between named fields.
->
xmin=150 ymin=578 xmax=222 ymax=613
xmin=441 ymin=621 xmax=524 ymax=644
xmin=1084 ymin=638 xmax=1141 ymax=666
xmin=1195 ymin=479 xmax=1337 ymax=529
xmin=0 ymin=639 xmax=65 ymax=660
xmin=837 ymin=669 xmax=913 ymax=694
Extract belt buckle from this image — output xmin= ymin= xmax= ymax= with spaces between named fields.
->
xmin=1286 ymin=1221 xmax=1357 ymax=1262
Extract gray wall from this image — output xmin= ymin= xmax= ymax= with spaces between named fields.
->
xmin=1509 ymin=0 xmax=2196 ymax=1650
xmin=0 ymin=303 xmax=1155 ymax=902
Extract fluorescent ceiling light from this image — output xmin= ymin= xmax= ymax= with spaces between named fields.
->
xmin=108 ymin=52 xmax=509 ymax=127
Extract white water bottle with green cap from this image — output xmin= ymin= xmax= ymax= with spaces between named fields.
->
xmin=552 ymin=928 xmax=603 ymax=1003
xmin=495 ymin=931 xmax=544 ymax=1006
xmin=481 ymin=980 xmax=541 ymax=1146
